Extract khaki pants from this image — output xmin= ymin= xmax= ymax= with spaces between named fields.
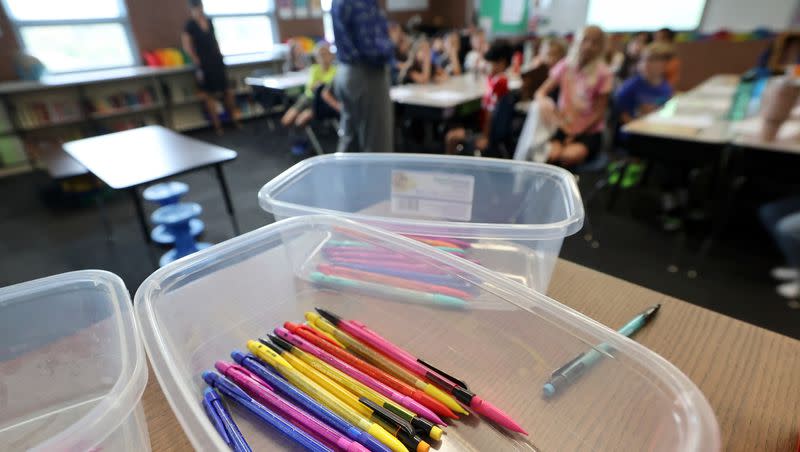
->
xmin=333 ymin=63 xmax=394 ymax=153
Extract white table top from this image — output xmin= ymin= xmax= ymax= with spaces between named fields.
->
xmin=390 ymin=73 xmax=522 ymax=109
xmin=245 ymin=69 xmax=309 ymax=91
xmin=624 ymin=73 xmax=800 ymax=155
xmin=63 ymin=125 xmax=237 ymax=189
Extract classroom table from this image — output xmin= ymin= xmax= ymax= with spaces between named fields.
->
xmin=63 ymin=125 xmax=239 ymax=243
xmin=245 ymin=69 xmax=309 ymax=96
xmin=141 ymin=259 xmax=800 ymax=452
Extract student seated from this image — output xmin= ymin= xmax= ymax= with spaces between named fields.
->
xmin=618 ymin=31 xmax=652 ymax=81
xmin=615 ymin=42 xmax=674 ymax=126
xmin=281 ymin=42 xmax=336 ymax=128
xmin=464 ymin=28 xmax=488 ymax=73
xmin=402 ymin=38 xmax=448 ymax=84
xmin=438 ymin=31 xmax=463 ymax=76
xmin=535 ymin=26 xmax=613 ymax=168
xmin=760 ymin=197 xmax=800 ymax=300
xmin=654 ymin=28 xmax=680 ymax=88
xmin=445 ymin=41 xmax=513 ymax=155
xmin=520 ymin=38 xmax=567 ymax=101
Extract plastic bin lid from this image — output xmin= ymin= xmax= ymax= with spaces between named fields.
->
xmin=259 ymin=154 xmax=585 ymax=240
xmin=0 ymin=270 xmax=148 ymax=452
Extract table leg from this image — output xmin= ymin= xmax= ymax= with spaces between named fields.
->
xmin=95 ymin=192 xmax=113 ymax=242
xmin=130 ymin=187 xmax=151 ymax=244
xmin=215 ymin=164 xmax=240 ymax=236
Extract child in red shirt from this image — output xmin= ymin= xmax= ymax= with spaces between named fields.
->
xmin=445 ymin=41 xmax=513 ymax=155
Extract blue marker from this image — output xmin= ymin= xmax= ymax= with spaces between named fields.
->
xmin=543 ymin=304 xmax=661 ymax=399
xmin=231 ymin=351 xmax=391 ymax=452
xmin=202 ymin=371 xmax=334 ymax=452
xmin=203 ymin=387 xmax=251 ymax=452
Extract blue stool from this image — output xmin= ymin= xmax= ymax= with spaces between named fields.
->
xmin=143 ymin=182 xmax=205 ymax=244
xmin=151 ymin=202 xmax=212 ymax=267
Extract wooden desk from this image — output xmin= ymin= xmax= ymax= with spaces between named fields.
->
xmin=64 ymin=125 xmax=239 ymax=243
xmin=142 ymin=259 xmax=800 ymax=452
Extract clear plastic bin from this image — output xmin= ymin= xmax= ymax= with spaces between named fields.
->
xmin=135 ymin=215 xmax=719 ymax=452
xmin=258 ymin=154 xmax=584 ymax=292
xmin=0 ymin=271 xmax=150 ymax=452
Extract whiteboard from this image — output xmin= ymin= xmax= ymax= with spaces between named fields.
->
xmin=387 ymin=0 xmax=429 ymax=11
xmin=586 ymin=0 xmax=706 ymax=31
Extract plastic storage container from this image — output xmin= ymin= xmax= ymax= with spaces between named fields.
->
xmin=258 ymin=154 xmax=584 ymax=292
xmin=135 ymin=215 xmax=719 ymax=452
xmin=0 ymin=271 xmax=150 ymax=452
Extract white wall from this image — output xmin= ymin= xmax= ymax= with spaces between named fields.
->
xmin=535 ymin=0 xmax=797 ymax=34
xmin=700 ymin=0 xmax=795 ymax=31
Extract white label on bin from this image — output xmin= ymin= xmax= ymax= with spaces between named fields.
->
xmin=390 ymin=170 xmax=474 ymax=221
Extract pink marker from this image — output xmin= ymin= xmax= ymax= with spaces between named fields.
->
xmin=312 ymin=311 xmax=528 ymax=435
xmin=215 ymin=361 xmax=370 ymax=452
xmin=273 ymin=327 xmax=445 ymax=426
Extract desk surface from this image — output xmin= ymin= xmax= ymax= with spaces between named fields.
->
xmin=63 ymin=125 xmax=237 ymax=189
xmin=245 ymin=70 xmax=309 ymax=90
xmin=142 ymin=259 xmax=800 ymax=452
xmin=390 ymin=74 xmax=522 ymax=108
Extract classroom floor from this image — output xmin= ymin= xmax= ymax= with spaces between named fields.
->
xmin=1 ymin=120 xmax=798 ymax=340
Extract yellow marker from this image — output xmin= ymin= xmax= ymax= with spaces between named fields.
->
xmin=290 ymin=346 xmax=445 ymax=442
xmin=306 ymin=312 xmax=469 ymax=416
xmin=247 ymin=340 xmax=409 ymax=452
xmin=306 ymin=321 xmax=346 ymax=348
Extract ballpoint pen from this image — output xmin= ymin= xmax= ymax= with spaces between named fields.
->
xmin=401 ymin=235 xmax=472 ymax=249
xmin=322 ymin=259 xmax=448 ymax=274
xmin=215 ymin=361 xmax=369 ymax=452
xmin=315 ymin=309 xmax=527 ymax=434
xmin=284 ymin=321 xmax=457 ymax=420
xmin=273 ymin=328 xmax=445 ymax=435
xmin=202 ymin=371 xmax=333 ymax=452
xmin=231 ymin=350 xmax=391 ymax=452
xmin=309 ymin=272 xmax=467 ymax=308
xmin=203 ymin=387 xmax=252 ymax=452
xmin=543 ymin=304 xmax=662 ymax=399
xmin=306 ymin=312 xmax=469 ymax=416
xmin=326 ymin=239 xmax=467 ymax=255
xmin=247 ymin=340 xmax=409 ymax=452
xmin=317 ymin=264 xmax=473 ymax=299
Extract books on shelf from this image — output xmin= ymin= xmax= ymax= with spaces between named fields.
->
xmin=0 ymin=135 xmax=27 ymax=166
xmin=86 ymin=85 xmax=158 ymax=116
xmin=16 ymin=99 xmax=82 ymax=129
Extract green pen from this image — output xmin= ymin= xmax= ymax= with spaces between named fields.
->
xmin=543 ymin=304 xmax=661 ymax=399
xmin=308 ymin=271 xmax=466 ymax=308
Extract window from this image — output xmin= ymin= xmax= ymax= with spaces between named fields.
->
xmin=203 ymin=0 xmax=277 ymax=56
xmin=322 ymin=0 xmax=334 ymax=44
xmin=586 ymin=0 xmax=707 ymax=32
xmin=2 ymin=0 xmax=137 ymax=73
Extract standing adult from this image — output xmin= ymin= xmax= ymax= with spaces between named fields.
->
xmin=182 ymin=0 xmax=240 ymax=136
xmin=331 ymin=0 xmax=394 ymax=153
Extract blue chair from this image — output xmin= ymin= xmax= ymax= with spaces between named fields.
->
xmin=151 ymin=203 xmax=212 ymax=267
xmin=143 ymin=182 xmax=205 ymax=244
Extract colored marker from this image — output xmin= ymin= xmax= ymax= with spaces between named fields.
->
xmin=247 ymin=340 xmax=408 ymax=452
xmin=265 ymin=336 xmax=433 ymax=452
xmin=203 ymin=387 xmax=252 ymax=452
xmin=273 ymin=328 xmax=445 ymax=435
xmin=543 ymin=304 xmax=661 ymax=399
xmin=202 ymin=371 xmax=332 ymax=452
xmin=231 ymin=351 xmax=391 ymax=452
xmin=215 ymin=361 xmax=369 ymax=452
xmin=333 ymin=263 xmax=475 ymax=292
xmin=284 ymin=321 xmax=457 ymax=420
xmin=305 ymin=321 xmax=346 ymax=348
xmin=317 ymin=264 xmax=472 ymax=299
xmin=401 ymin=235 xmax=472 ymax=249
xmin=309 ymin=272 xmax=466 ymax=308
xmin=306 ymin=312 xmax=468 ymax=416
xmin=317 ymin=309 xmax=527 ymax=435
xmin=326 ymin=240 xmax=466 ymax=254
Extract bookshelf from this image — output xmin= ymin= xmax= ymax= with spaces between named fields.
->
xmin=0 ymin=49 xmax=285 ymax=178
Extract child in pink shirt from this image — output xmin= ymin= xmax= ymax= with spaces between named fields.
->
xmin=536 ymin=25 xmax=612 ymax=167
